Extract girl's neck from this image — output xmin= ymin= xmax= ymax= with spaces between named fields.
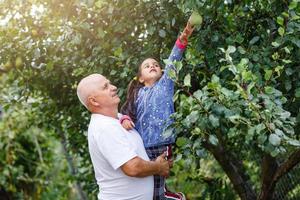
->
xmin=144 ymin=79 xmax=158 ymax=87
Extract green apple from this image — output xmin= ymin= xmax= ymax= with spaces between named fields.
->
xmin=15 ymin=57 xmax=23 ymax=68
xmin=189 ymin=11 xmax=203 ymax=26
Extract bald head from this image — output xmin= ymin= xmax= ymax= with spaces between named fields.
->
xmin=77 ymin=74 xmax=105 ymax=109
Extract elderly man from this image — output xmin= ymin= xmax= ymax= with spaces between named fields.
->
xmin=77 ymin=74 xmax=170 ymax=200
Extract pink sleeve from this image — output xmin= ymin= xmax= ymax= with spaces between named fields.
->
xmin=175 ymin=37 xmax=188 ymax=49
xmin=119 ymin=115 xmax=132 ymax=124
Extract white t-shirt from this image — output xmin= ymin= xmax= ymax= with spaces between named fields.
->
xmin=88 ymin=113 xmax=154 ymax=200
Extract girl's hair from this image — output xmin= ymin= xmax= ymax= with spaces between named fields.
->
xmin=121 ymin=67 xmax=144 ymax=122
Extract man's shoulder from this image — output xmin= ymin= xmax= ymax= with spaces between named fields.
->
xmin=88 ymin=114 xmax=123 ymax=136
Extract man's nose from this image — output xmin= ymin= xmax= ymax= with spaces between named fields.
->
xmin=111 ymin=84 xmax=117 ymax=91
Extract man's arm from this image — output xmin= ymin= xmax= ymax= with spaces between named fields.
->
xmin=121 ymin=153 xmax=169 ymax=177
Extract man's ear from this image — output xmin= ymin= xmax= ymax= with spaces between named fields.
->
xmin=88 ymin=96 xmax=100 ymax=107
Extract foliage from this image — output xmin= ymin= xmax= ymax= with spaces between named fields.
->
xmin=0 ymin=101 xmax=77 ymax=199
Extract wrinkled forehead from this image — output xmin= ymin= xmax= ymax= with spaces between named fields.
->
xmin=94 ymin=75 xmax=109 ymax=87
xmin=141 ymin=58 xmax=159 ymax=67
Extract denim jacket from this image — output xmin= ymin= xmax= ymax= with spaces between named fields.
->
xmin=135 ymin=38 xmax=187 ymax=148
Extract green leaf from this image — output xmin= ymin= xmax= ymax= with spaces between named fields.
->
xmin=249 ymin=36 xmax=260 ymax=45
xmin=184 ymin=74 xmax=191 ymax=87
xmin=167 ymin=69 xmax=177 ymax=80
xmin=258 ymin=134 xmax=267 ymax=144
xmin=248 ymin=126 xmax=256 ymax=137
xmin=174 ymin=153 xmax=182 ymax=162
xmin=269 ymin=134 xmax=281 ymax=146
xmin=171 ymin=18 xmax=176 ymax=26
xmin=282 ymin=59 xmax=292 ymax=64
xmin=238 ymin=46 xmax=246 ymax=54
xmin=275 ymin=129 xmax=284 ymax=137
xmin=278 ymin=27 xmax=285 ymax=36
xmin=291 ymin=38 xmax=300 ymax=48
xmin=289 ymin=1 xmax=298 ymax=9
xmin=256 ymin=124 xmax=266 ymax=134
xmin=110 ymin=70 xmax=117 ymax=75
xmin=270 ymin=148 xmax=280 ymax=157
xmin=175 ymin=61 xmax=183 ymax=72
xmin=187 ymin=111 xmax=199 ymax=123
xmin=220 ymin=88 xmax=232 ymax=97
xmin=271 ymin=41 xmax=280 ymax=47
xmin=265 ymin=86 xmax=275 ymax=94
xmin=227 ymin=45 xmax=236 ymax=54
xmin=193 ymin=90 xmax=203 ymax=100
xmin=209 ymin=135 xmax=218 ymax=146
xmin=276 ymin=16 xmax=284 ymax=26
xmin=159 ymin=29 xmax=166 ymax=38
xmin=113 ymin=47 xmax=122 ymax=57
xmin=295 ymin=88 xmax=300 ymax=98
xmin=209 ymin=114 xmax=219 ymax=127
xmin=235 ymin=34 xmax=244 ymax=44
xmin=173 ymin=89 xmax=180 ymax=102
xmin=163 ymin=128 xmax=173 ymax=138
xmin=275 ymin=65 xmax=284 ymax=76
xmin=176 ymin=137 xmax=189 ymax=147
xmin=228 ymin=128 xmax=238 ymax=138
xmin=211 ymin=75 xmax=220 ymax=83
xmin=287 ymin=139 xmax=300 ymax=147
xmin=242 ymin=70 xmax=253 ymax=81
xmin=292 ymin=15 xmax=300 ymax=20
xmin=280 ymin=111 xmax=291 ymax=119
xmin=264 ymin=69 xmax=272 ymax=80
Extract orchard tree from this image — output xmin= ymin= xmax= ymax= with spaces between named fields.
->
xmin=0 ymin=0 xmax=300 ymax=199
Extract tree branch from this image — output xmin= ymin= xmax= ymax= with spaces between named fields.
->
xmin=273 ymin=149 xmax=300 ymax=183
xmin=258 ymin=149 xmax=300 ymax=200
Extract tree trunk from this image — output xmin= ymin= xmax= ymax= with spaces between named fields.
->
xmin=0 ymin=188 xmax=13 ymax=200
xmin=202 ymin=141 xmax=257 ymax=200
xmin=257 ymin=154 xmax=278 ymax=200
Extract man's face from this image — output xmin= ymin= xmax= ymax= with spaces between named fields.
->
xmin=89 ymin=76 xmax=120 ymax=108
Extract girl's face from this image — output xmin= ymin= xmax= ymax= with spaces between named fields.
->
xmin=139 ymin=58 xmax=162 ymax=87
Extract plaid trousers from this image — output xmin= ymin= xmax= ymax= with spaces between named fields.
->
xmin=146 ymin=145 xmax=172 ymax=200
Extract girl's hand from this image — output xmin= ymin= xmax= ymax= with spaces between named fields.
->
xmin=121 ymin=119 xmax=135 ymax=130
xmin=179 ymin=22 xmax=194 ymax=43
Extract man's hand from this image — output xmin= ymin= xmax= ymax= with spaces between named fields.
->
xmin=121 ymin=119 xmax=135 ymax=130
xmin=179 ymin=22 xmax=195 ymax=44
xmin=155 ymin=152 xmax=170 ymax=177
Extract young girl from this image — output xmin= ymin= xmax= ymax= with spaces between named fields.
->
xmin=121 ymin=21 xmax=194 ymax=200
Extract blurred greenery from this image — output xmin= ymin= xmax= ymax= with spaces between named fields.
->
xmin=0 ymin=0 xmax=300 ymax=199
